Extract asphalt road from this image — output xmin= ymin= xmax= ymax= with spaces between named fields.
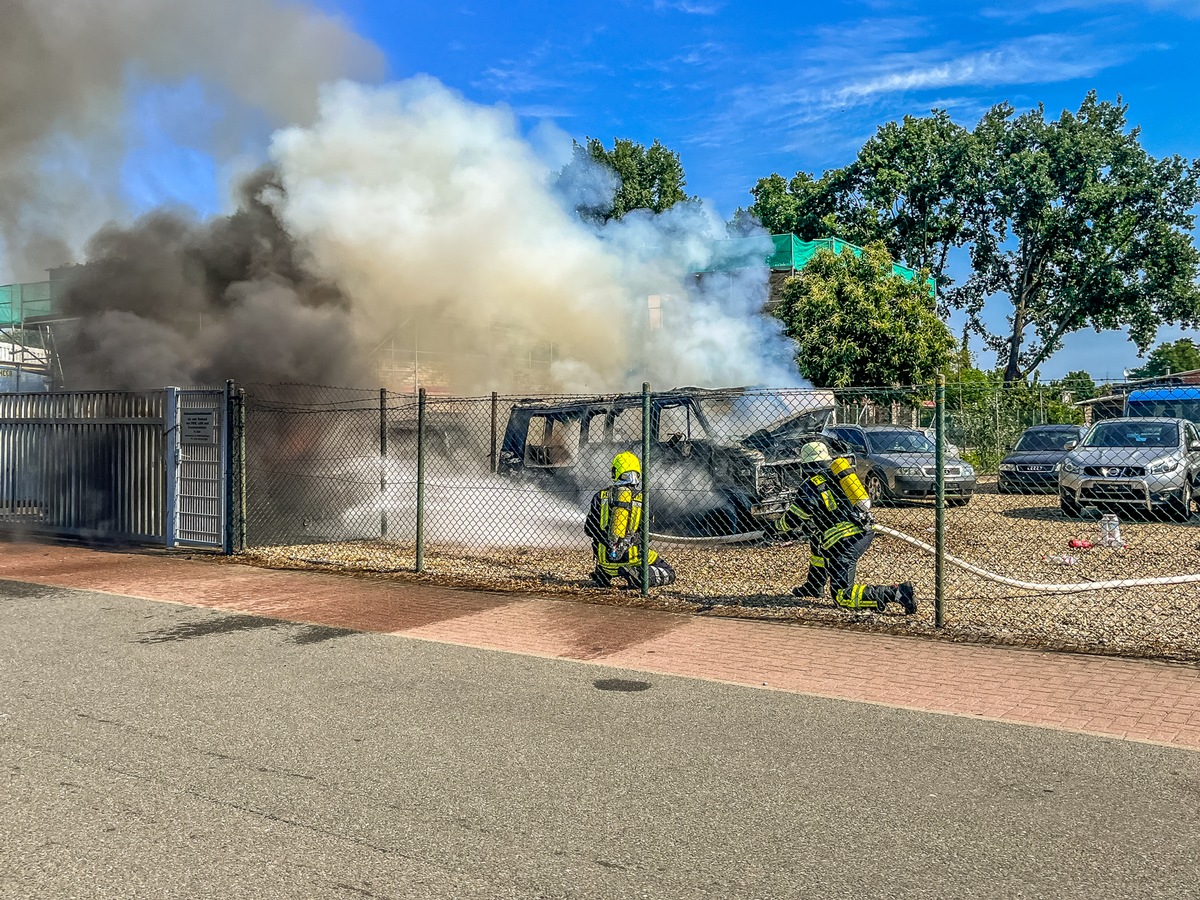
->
xmin=2 ymin=578 xmax=1198 ymax=900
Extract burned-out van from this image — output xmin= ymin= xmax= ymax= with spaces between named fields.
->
xmin=498 ymin=386 xmax=837 ymax=536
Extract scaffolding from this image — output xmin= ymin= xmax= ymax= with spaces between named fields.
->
xmin=0 ymin=280 xmax=60 ymax=390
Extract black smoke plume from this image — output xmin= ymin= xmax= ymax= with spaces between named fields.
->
xmin=55 ymin=169 xmax=369 ymax=389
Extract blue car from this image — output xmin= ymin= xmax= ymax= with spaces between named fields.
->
xmin=998 ymin=424 xmax=1088 ymax=494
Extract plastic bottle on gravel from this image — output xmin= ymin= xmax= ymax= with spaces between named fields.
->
xmin=1042 ymin=554 xmax=1078 ymax=565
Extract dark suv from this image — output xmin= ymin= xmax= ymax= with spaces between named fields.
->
xmin=498 ymin=386 xmax=836 ymax=536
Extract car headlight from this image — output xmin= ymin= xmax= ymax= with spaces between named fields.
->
xmin=1061 ymin=460 xmax=1081 ymax=474
xmin=998 ymin=463 xmax=1015 ymax=472
xmin=961 ymin=464 xmax=975 ymax=476
xmin=895 ymin=467 xmax=922 ymax=476
xmin=1148 ymin=458 xmax=1180 ymax=475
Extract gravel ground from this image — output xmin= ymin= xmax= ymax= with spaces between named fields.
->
xmin=242 ymin=476 xmax=1200 ymax=662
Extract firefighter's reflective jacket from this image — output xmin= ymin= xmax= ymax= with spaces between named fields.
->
xmin=584 ymin=483 xmax=661 ymax=575
xmin=776 ymin=458 xmax=870 ymax=550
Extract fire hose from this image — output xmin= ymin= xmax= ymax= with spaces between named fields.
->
xmin=871 ymin=524 xmax=1200 ymax=593
xmin=652 ymin=525 xmax=1200 ymax=593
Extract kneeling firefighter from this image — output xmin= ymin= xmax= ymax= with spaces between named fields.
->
xmin=775 ymin=439 xmax=916 ymax=614
xmin=584 ymin=452 xmax=676 ymax=588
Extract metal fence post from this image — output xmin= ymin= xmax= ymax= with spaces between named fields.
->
xmin=237 ymin=387 xmax=247 ymax=552
xmin=935 ymin=374 xmax=946 ymax=628
xmin=223 ymin=380 xmax=235 ymax=555
xmin=164 ymin=386 xmax=181 ymax=549
xmin=379 ymin=387 xmax=388 ymax=539
xmin=490 ymin=391 xmax=499 ymax=474
xmin=641 ymin=381 xmax=650 ymax=597
xmin=415 ymin=387 xmax=426 ymax=573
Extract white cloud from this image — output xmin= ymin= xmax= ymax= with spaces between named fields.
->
xmin=651 ymin=0 xmax=724 ymax=13
xmin=831 ymin=35 xmax=1118 ymax=104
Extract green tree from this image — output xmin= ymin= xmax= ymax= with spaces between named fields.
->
xmin=556 ymin=137 xmax=693 ymax=224
xmin=954 ymin=92 xmax=1200 ymax=384
xmin=832 ymin=111 xmax=972 ymax=298
xmin=775 ymin=243 xmax=954 ymax=388
xmin=1126 ymin=338 xmax=1200 ymax=380
xmin=1055 ymin=370 xmax=1099 ymax=403
xmin=737 ymin=112 xmax=970 ymax=300
xmin=738 ymin=171 xmax=838 ymax=239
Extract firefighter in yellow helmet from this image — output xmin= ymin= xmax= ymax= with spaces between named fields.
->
xmin=584 ymin=452 xmax=676 ymax=588
xmin=774 ymin=438 xmax=916 ymax=614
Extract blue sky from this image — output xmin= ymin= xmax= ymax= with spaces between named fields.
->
xmin=131 ymin=0 xmax=1200 ymax=381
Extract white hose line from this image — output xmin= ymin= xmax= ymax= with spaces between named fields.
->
xmin=650 ymin=524 xmax=1200 ymax=592
xmin=650 ymin=530 xmax=766 ymax=546
xmin=873 ymin=524 xmax=1200 ymax=593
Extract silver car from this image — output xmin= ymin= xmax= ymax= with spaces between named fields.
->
xmin=1057 ymin=417 xmax=1200 ymax=520
xmin=825 ymin=424 xmax=976 ymax=507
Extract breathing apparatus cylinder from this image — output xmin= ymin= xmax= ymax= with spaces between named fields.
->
xmin=830 ymin=456 xmax=870 ymax=509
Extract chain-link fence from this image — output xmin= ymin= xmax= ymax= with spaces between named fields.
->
xmin=233 ymin=381 xmax=1200 ymax=662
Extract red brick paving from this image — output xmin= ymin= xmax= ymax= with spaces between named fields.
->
xmin=3 ymin=540 xmax=1198 ymax=751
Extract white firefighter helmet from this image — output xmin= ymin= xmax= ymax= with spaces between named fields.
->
xmin=799 ymin=440 xmax=833 ymax=465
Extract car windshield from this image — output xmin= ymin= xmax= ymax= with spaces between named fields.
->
xmin=866 ymin=429 xmax=936 ymax=453
xmin=1083 ymin=422 xmax=1179 ymax=449
xmin=1015 ymin=430 xmax=1079 ymax=452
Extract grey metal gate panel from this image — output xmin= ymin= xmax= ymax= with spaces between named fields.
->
xmin=165 ymin=387 xmax=227 ymax=549
xmin=0 ymin=390 xmax=165 ymax=542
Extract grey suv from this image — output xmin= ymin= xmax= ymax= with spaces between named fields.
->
xmin=1057 ymin=417 xmax=1200 ymax=520
xmin=824 ymin=424 xmax=976 ymax=506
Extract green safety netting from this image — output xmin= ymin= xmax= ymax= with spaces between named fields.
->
xmin=0 ymin=281 xmax=54 ymax=326
xmin=699 ymin=234 xmax=935 ymax=293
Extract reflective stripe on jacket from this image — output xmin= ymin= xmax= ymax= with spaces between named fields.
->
xmin=775 ymin=469 xmax=863 ymax=550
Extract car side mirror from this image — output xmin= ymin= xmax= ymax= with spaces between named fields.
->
xmin=1004 ymin=445 xmax=1013 ymax=452
xmin=1190 ymin=441 xmax=1200 ymax=452
xmin=1063 ymin=441 xmax=1077 ymax=451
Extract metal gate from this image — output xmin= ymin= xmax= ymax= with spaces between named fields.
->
xmin=0 ymin=390 xmax=167 ymax=541
xmin=165 ymin=387 xmax=229 ymax=550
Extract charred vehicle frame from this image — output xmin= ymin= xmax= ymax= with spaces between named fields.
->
xmin=497 ymin=386 xmax=837 ymax=537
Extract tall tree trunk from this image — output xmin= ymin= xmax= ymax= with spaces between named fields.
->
xmin=1004 ymin=300 xmax=1025 ymax=384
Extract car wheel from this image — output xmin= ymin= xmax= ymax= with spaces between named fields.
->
xmin=866 ymin=473 xmax=889 ymax=506
xmin=1059 ymin=494 xmax=1081 ymax=519
xmin=1167 ymin=482 xmax=1193 ymax=523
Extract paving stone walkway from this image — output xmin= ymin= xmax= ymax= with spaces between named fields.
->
xmin=2 ymin=540 xmax=1198 ymax=751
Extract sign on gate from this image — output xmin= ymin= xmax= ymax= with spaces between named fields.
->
xmin=181 ymin=410 xmax=216 ymax=444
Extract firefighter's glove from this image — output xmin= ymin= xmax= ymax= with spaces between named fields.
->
xmin=851 ymin=508 xmax=875 ymax=529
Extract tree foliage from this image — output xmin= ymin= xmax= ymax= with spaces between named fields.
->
xmin=742 ymin=94 xmax=1200 ymax=385
xmin=1125 ymin=338 xmax=1200 ymax=380
xmin=741 ymin=112 xmax=970 ymax=300
xmin=1057 ymin=369 xmax=1099 ymax=403
xmin=739 ymin=171 xmax=838 ymax=239
xmin=956 ymin=92 xmax=1200 ymax=383
xmin=556 ymin=137 xmax=693 ymax=225
xmin=775 ymin=243 xmax=954 ymax=389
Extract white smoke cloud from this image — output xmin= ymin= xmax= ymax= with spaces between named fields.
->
xmin=268 ymin=78 xmax=803 ymax=393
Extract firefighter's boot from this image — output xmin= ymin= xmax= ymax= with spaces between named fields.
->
xmin=896 ymin=582 xmax=917 ymax=615
xmin=591 ymin=566 xmax=613 ymax=588
xmin=791 ymin=582 xmax=824 ymax=599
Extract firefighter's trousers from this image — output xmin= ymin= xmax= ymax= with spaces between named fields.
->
xmin=591 ymin=541 xmax=676 ymax=587
xmin=795 ymin=531 xmax=894 ymax=610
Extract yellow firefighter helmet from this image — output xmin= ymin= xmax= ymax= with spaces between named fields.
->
xmin=611 ymin=451 xmax=642 ymax=483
